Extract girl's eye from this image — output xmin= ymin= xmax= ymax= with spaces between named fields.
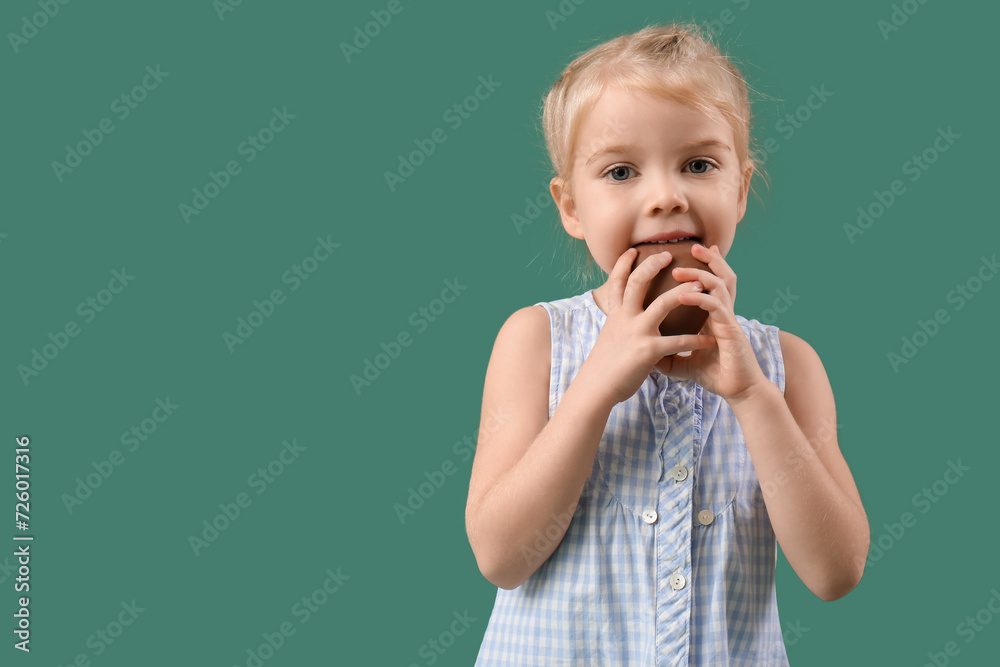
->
xmin=604 ymin=165 xmax=634 ymax=182
xmin=687 ymin=159 xmax=716 ymax=174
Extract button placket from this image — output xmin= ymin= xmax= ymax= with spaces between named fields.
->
xmin=654 ymin=377 xmax=698 ymax=661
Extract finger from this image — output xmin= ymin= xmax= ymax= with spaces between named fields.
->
xmin=670 ymin=266 xmax=731 ymax=308
xmin=654 ymin=333 xmax=716 ymax=358
xmin=623 ymin=249 xmax=673 ymax=311
xmin=670 ymin=266 xmax=726 ymax=291
xmin=690 ymin=243 xmax=734 ymax=280
xmin=676 ymin=290 xmax=744 ymax=334
xmin=691 ymin=243 xmax=736 ymax=282
xmin=642 ymin=279 xmax=705 ymax=324
xmin=677 ymin=290 xmax=724 ymax=312
xmin=654 ymin=345 xmax=706 ymax=381
xmin=693 ymin=243 xmax=737 ymax=295
xmin=604 ymin=247 xmax=639 ymax=314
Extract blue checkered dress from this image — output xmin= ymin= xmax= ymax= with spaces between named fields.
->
xmin=474 ymin=290 xmax=789 ymax=666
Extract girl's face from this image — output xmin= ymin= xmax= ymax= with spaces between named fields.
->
xmin=551 ymin=86 xmax=753 ymax=278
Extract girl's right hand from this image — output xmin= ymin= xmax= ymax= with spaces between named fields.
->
xmin=585 ymin=247 xmax=717 ymax=407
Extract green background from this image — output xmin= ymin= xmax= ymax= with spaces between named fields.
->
xmin=3 ymin=0 xmax=997 ymax=664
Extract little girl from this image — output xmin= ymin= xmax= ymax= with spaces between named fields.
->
xmin=465 ymin=23 xmax=870 ymax=666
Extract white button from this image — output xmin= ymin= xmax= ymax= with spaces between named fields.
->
xmin=642 ymin=508 xmax=658 ymax=524
xmin=669 ymin=573 xmax=687 ymax=590
xmin=672 ymin=465 xmax=689 ymax=482
xmin=698 ymin=510 xmax=714 ymax=526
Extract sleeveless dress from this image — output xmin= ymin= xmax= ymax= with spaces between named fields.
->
xmin=474 ymin=290 xmax=789 ymax=666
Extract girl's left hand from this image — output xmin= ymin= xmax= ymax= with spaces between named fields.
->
xmin=654 ymin=243 xmax=769 ymax=402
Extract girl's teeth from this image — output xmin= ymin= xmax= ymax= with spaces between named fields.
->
xmin=648 ymin=238 xmax=694 ymax=244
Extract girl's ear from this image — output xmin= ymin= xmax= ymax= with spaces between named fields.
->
xmin=735 ymin=162 xmax=754 ymax=223
xmin=550 ymin=177 xmax=584 ymax=240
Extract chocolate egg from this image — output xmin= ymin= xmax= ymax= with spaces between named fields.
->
xmin=632 ymin=242 xmax=713 ymax=336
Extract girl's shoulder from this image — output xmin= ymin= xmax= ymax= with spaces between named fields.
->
xmin=530 ymin=291 xmax=605 ymax=347
xmin=532 ymin=290 xmax=599 ymax=317
xmin=734 ymin=314 xmax=781 ymax=341
xmin=734 ymin=315 xmax=786 ymax=391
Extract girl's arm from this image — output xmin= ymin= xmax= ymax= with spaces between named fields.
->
xmin=728 ymin=330 xmax=869 ymax=601
xmin=464 ymin=305 xmax=617 ymax=590
xmin=466 ymin=249 xmax=716 ymax=590
xmin=665 ymin=243 xmax=869 ymax=601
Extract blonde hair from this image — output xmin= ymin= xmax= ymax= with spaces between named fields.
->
xmin=542 ymin=23 xmax=766 ymax=290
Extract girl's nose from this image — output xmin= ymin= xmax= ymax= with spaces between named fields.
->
xmin=646 ymin=173 xmax=688 ymax=216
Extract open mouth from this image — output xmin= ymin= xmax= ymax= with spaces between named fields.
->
xmin=634 ymin=236 xmax=700 ymax=247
